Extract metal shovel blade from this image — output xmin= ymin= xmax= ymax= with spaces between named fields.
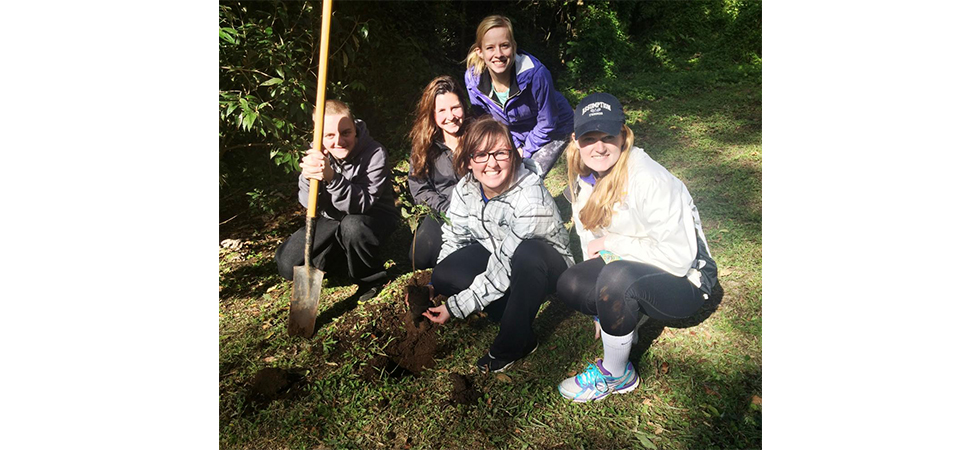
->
xmin=288 ymin=264 xmax=324 ymax=338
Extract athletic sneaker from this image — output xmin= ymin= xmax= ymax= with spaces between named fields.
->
xmin=558 ymin=359 xmax=640 ymax=402
xmin=476 ymin=341 xmax=538 ymax=373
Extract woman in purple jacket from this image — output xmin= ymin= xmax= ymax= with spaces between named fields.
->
xmin=464 ymin=15 xmax=574 ymax=176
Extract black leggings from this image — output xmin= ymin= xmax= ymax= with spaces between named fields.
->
xmin=408 ymin=215 xmax=443 ymax=270
xmin=431 ymin=240 xmax=568 ymax=360
xmin=556 ymin=258 xmax=705 ymax=336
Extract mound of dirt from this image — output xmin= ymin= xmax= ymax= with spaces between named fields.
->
xmin=327 ymin=270 xmax=447 ymax=380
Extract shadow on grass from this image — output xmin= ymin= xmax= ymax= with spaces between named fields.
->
xmin=219 ymin=259 xmax=281 ymax=302
xmin=313 ymin=288 xmax=362 ymax=334
xmin=532 ymin=295 xmax=576 ymax=344
xmin=658 ymin=357 xmax=762 ymax=449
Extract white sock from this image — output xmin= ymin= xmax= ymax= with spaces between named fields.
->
xmin=600 ymin=329 xmax=634 ymax=377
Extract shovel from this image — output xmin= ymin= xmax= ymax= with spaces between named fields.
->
xmin=288 ymin=0 xmax=334 ymax=338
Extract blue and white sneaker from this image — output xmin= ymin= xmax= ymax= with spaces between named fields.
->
xmin=558 ymin=359 xmax=640 ymax=402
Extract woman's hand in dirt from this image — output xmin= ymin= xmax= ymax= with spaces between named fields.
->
xmin=586 ymin=236 xmax=607 ymax=259
xmin=422 ymin=304 xmax=450 ymax=324
xmin=299 ymin=148 xmax=335 ymax=182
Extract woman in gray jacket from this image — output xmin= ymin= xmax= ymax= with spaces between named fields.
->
xmin=407 ymin=76 xmax=467 ymax=270
xmin=275 ymin=100 xmax=398 ymax=302
xmin=422 ymin=116 xmax=573 ymax=373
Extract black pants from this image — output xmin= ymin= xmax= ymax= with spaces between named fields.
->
xmin=275 ymin=212 xmax=395 ymax=284
xmin=408 ymin=215 xmax=443 ymax=270
xmin=431 ymin=240 xmax=568 ymax=361
xmin=556 ymin=258 xmax=705 ymax=336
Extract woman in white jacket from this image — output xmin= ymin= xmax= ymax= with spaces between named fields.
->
xmin=556 ymin=93 xmax=718 ymax=402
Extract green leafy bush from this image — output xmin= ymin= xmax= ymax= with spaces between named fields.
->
xmin=565 ymin=3 xmax=634 ymax=86
xmin=219 ymin=1 xmax=368 ymax=177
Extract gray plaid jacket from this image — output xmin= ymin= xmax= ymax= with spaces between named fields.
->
xmin=438 ymin=161 xmax=573 ymax=318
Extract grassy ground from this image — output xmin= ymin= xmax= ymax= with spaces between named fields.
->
xmin=219 ymin=69 xmax=761 ymax=449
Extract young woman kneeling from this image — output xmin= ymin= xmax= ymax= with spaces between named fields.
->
xmin=422 ymin=115 xmax=572 ymax=373
xmin=556 ymin=93 xmax=718 ymax=402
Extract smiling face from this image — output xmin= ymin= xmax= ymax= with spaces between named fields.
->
xmin=575 ymin=130 xmax=625 ymax=177
xmin=321 ymin=114 xmax=357 ymax=160
xmin=476 ymin=26 xmax=514 ymax=77
xmin=433 ymin=92 xmax=464 ymax=137
xmin=467 ymin=135 xmax=515 ymax=199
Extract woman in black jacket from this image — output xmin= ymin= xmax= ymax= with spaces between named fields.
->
xmin=407 ymin=76 xmax=468 ymax=269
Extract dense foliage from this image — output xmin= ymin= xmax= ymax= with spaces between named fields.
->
xmin=218 ymin=0 xmax=761 ymax=213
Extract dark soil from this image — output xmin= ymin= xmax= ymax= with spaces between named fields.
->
xmin=448 ymin=373 xmax=479 ymax=405
xmin=327 ymin=270 xmax=448 ymax=380
xmin=243 ymin=367 xmax=309 ymax=415
xmin=405 ymin=284 xmax=435 ymax=324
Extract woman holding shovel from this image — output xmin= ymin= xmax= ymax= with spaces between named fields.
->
xmin=422 ymin=115 xmax=572 ymax=373
xmin=555 ymin=93 xmax=718 ymax=402
xmin=275 ymin=100 xmax=398 ymax=302
xmin=464 ymin=15 xmax=574 ymax=176
xmin=406 ymin=76 xmax=468 ymax=270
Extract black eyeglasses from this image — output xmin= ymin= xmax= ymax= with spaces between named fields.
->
xmin=471 ymin=150 xmax=512 ymax=163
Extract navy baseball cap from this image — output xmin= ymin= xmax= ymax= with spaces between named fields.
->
xmin=573 ymin=93 xmax=625 ymax=137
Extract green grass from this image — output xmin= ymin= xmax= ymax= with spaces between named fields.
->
xmin=219 ymin=71 xmax=761 ymax=449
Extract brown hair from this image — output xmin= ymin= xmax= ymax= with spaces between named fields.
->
xmin=565 ymin=124 xmax=636 ymax=231
xmin=453 ymin=115 xmax=521 ymax=178
xmin=408 ymin=76 xmax=467 ymax=178
xmin=465 ymin=15 xmax=517 ymax=75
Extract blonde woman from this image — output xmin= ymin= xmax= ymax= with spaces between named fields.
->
xmin=406 ymin=76 xmax=467 ymax=269
xmin=464 ymin=15 xmax=574 ymax=176
xmin=556 ymin=93 xmax=718 ymax=402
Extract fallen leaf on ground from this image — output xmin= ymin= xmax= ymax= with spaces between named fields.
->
xmin=660 ymin=362 xmax=669 ymax=375
xmin=643 ymin=398 xmax=653 ymax=406
xmin=654 ymin=424 xmax=664 ymax=435
xmin=751 ymin=395 xmax=762 ymax=405
xmin=495 ymin=373 xmax=512 ymax=383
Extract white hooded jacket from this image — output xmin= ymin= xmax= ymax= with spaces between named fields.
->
xmin=571 ymin=148 xmax=716 ymax=293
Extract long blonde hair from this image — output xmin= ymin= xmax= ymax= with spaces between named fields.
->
xmin=408 ymin=76 xmax=467 ymax=178
xmin=465 ymin=15 xmax=517 ymax=75
xmin=565 ymin=125 xmax=636 ymax=231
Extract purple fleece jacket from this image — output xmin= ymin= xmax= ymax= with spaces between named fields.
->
xmin=464 ymin=50 xmax=574 ymax=158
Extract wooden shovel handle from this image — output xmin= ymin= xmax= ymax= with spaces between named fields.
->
xmin=307 ymin=0 xmax=333 ymax=219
